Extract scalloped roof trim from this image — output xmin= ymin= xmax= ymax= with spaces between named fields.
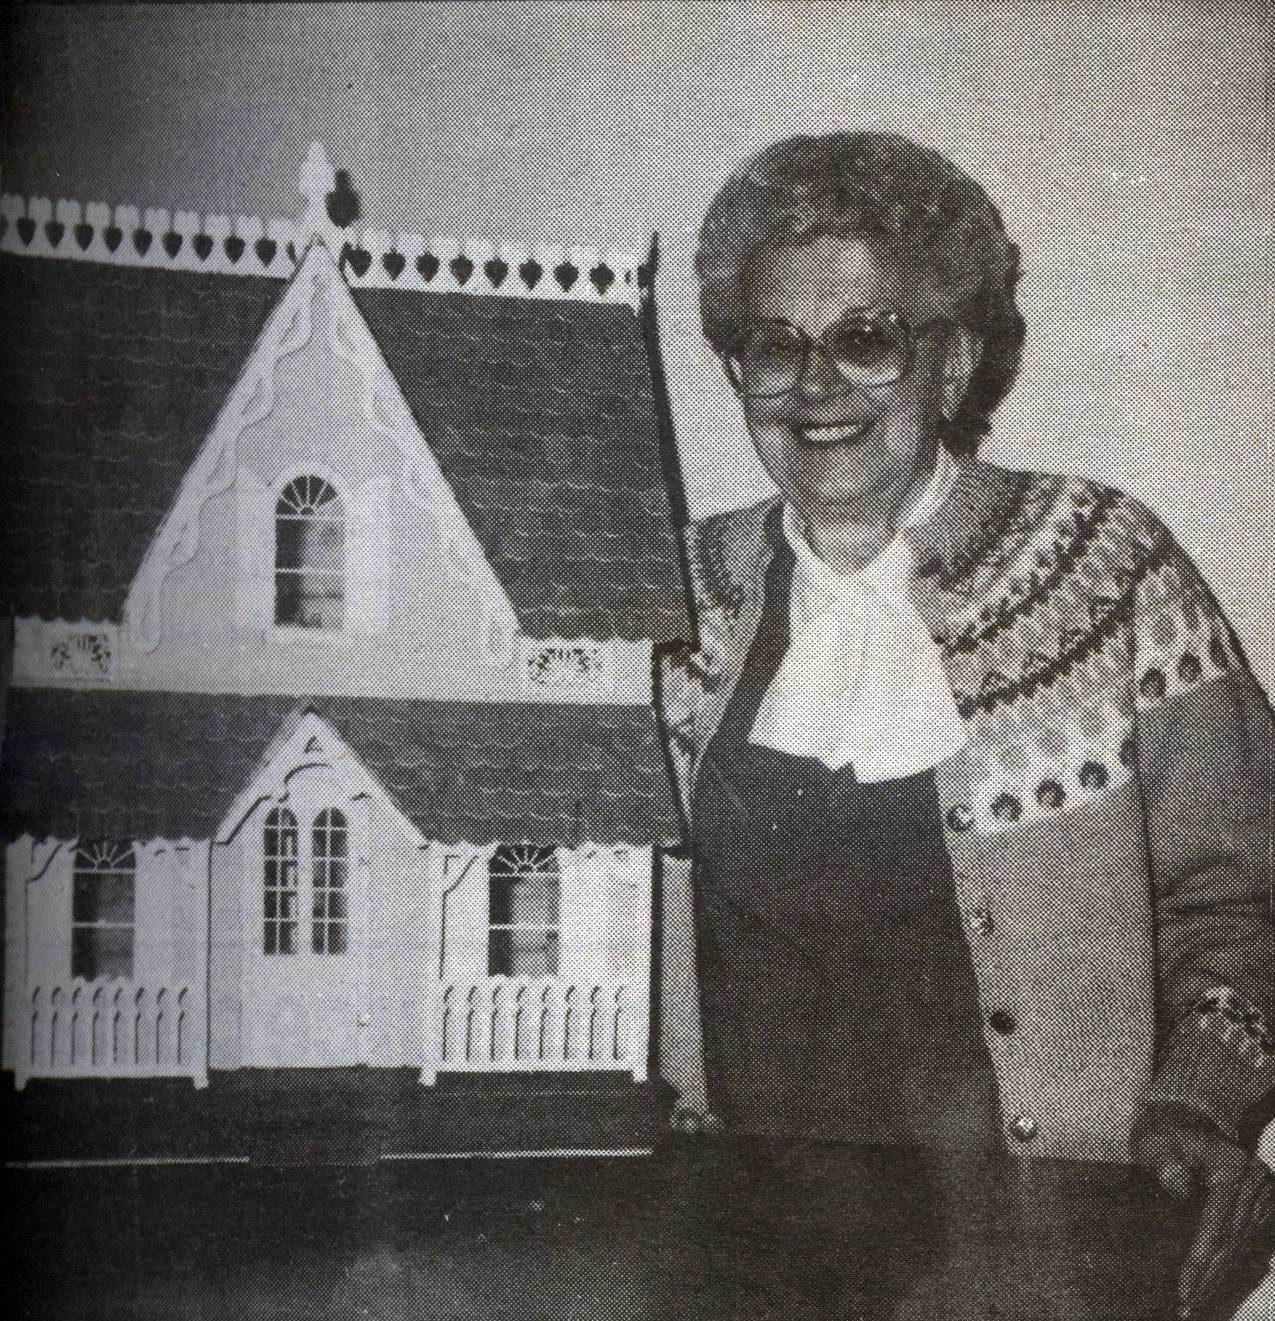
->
xmin=8 ymin=829 xmax=648 ymax=854
xmin=0 ymin=192 xmax=649 ymax=305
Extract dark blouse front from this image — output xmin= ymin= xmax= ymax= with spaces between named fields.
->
xmin=691 ymin=536 xmax=1002 ymax=1150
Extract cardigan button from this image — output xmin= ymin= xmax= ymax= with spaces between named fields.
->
xmin=946 ymin=804 xmax=974 ymax=833
xmin=1010 ymin=1114 xmax=1039 ymax=1142
xmin=991 ymin=794 xmax=1022 ymax=822
xmin=988 ymin=1010 xmax=1017 ymax=1034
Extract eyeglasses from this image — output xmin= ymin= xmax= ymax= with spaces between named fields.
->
xmin=723 ymin=309 xmax=948 ymax=399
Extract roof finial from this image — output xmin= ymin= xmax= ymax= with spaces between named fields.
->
xmin=297 ymin=142 xmax=337 ymax=247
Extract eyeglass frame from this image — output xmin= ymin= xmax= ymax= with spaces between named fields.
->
xmin=720 ymin=308 xmax=953 ymax=400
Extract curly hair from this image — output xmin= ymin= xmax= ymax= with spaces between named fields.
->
xmin=696 ymin=133 xmax=1025 ymax=455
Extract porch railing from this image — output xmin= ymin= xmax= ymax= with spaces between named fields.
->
xmin=420 ymin=976 xmax=647 ymax=1085
xmin=16 ymin=978 xmax=208 ymax=1089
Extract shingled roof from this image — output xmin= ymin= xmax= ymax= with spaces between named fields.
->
xmin=356 ymin=286 xmax=687 ymax=641
xmin=0 ymin=690 xmax=680 ymax=846
xmin=0 ymin=249 xmax=691 ymax=642
xmin=0 ymin=256 xmax=282 ymax=622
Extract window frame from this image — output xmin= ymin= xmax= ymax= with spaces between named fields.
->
xmin=70 ymin=840 xmax=137 ymax=981
xmin=263 ymin=806 xmax=300 ymax=956
xmin=260 ymin=802 xmax=353 ymax=960
xmin=486 ymin=844 xmax=562 ymax=978
xmin=310 ymin=808 xmax=350 ymax=956
xmin=273 ymin=473 xmax=347 ymax=633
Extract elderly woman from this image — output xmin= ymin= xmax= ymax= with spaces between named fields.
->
xmin=656 ymin=133 xmax=1274 ymax=1320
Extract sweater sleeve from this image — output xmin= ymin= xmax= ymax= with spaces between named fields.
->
xmin=1130 ymin=523 xmax=1275 ymax=1142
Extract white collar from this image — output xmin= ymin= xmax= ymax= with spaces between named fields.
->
xmin=750 ymin=447 xmax=967 ymax=779
xmin=780 ymin=447 xmax=958 ymax=592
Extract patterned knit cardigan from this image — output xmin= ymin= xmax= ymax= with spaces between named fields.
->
xmin=656 ymin=457 xmax=1275 ymax=1162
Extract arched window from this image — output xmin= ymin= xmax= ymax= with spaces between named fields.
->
xmin=72 ymin=841 xmax=136 ymax=980
xmin=488 ymin=845 xmax=561 ymax=976
xmin=275 ymin=475 xmax=344 ymax=629
xmin=263 ymin=807 xmax=299 ymax=955
xmin=312 ymin=808 xmax=349 ymax=955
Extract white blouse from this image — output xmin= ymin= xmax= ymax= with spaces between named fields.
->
xmin=749 ymin=450 xmax=969 ymax=781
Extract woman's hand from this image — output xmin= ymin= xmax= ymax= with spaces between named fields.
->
xmin=1131 ymin=1103 xmax=1275 ymax=1320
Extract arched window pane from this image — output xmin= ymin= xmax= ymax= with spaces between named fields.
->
xmin=276 ymin=476 xmax=344 ymax=629
xmin=264 ymin=807 xmax=299 ymax=955
xmin=72 ymin=840 xmax=136 ymax=980
xmin=488 ymin=844 xmax=560 ymax=976
xmin=312 ymin=808 xmax=348 ymax=955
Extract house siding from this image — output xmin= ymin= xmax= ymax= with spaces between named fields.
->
xmin=363 ymin=807 xmax=430 ymax=1067
xmin=208 ymin=830 xmax=246 ymax=1070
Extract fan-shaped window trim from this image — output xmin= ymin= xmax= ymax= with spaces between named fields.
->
xmin=487 ymin=844 xmax=561 ymax=977
xmin=275 ymin=474 xmax=345 ymax=630
xmin=71 ymin=840 xmax=136 ymax=980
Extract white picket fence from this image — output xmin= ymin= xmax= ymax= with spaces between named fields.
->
xmin=420 ymin=976 xmax=646 ymax=1085
xmin=16 ymin=978 xmax=208 ymax=1089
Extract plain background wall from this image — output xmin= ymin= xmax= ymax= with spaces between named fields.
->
xmin=3 ymin=0 xmax=1271 ymax=691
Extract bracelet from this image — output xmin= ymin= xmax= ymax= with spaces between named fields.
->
xmin=1195 ymin=987 xmax=1275 ymax=1064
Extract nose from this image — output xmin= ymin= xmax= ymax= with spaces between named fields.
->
xmin=796 ymin=342 xmax=853 ymax=402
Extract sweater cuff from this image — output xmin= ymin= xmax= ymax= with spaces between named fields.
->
xmin=1145 ymin=988 xmax=1275 ymax=1143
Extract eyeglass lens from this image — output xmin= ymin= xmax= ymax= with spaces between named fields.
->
xmin=730 ymin=314 xmax=914 ymax=397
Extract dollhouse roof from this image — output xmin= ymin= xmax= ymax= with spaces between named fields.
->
xmin=0 ymin=258 xmax=282 ymax=623
xmin=0 ymin=689 xmax=679 ymax=845
xmin=0 ymin=249 xmax=689 ymax=641
xmin=0 ymin=153 xmax=691 ymax=851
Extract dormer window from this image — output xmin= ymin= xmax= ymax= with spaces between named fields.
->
xmin=275 ymin=475 xmax=345 ymax=629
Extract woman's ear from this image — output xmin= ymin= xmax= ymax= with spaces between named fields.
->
xmin=941 ymin=327 xmax=983 ymax=418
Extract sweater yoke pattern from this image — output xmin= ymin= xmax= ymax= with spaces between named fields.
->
xmin=675 ymin=462 xmax=1243 ymax=840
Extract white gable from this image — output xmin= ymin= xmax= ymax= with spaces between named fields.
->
xmin=122 ymin=241 xmax=517 ymax=658
xmin=216 ymin=709 xmax=421 ymax=847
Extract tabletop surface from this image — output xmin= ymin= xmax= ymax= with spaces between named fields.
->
xmin=6 ymin=1136 xmax=1212 ymax=1321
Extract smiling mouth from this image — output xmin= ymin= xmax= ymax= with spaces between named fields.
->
xmin=792 ymin=420 xmax=875 ymax=447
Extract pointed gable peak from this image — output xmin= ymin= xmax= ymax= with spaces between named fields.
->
xmin=216 ymin=708 xmax=420 ymax=846
xmin=298 ymin=143 xmax=336 ymax=242
xmin=296 ymin=143 xmax=361 ymax=252
xmin=122 ymin=227 xmax=517 ymax=654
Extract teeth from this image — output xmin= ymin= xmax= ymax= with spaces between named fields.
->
xmin=796 ymin=421 xmax=871 ymax=444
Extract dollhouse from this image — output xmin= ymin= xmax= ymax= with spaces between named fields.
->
xmin=0 ymin=146 xmax=689 ymax=1158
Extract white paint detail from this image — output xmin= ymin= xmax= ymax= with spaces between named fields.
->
xmin=240 ymin=783 xmax=370 ymax=1070
xmin=123 ymin=240 xmax=516 ymax=653
xmin=317 ymin=249 xmax=519 ymax=647
xmin=233 ymin=467 xmax=274 ymax=629
xmin=5 ymin=835 xmax=210 ymax=1090
xmin=8 ymin=617 xmax=654 ymax=704
xmin=521 ymin=638 xmax=614 ymax=699
xmin=19 ymin=977 xmax=206 ymax=1089
xmin=421 ymin=843 xmax=652 ymax=1085
xmin=11 ymin=619 xmax=117 ymax=683
xmin=423 ymin=976 xmax=644 ymax=1084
